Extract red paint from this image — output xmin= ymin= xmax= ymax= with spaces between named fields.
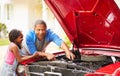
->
xmin=45 ymin=0 xmax=120 ymax=75
xmin=45 ymin=0 xmax=120 ymax=52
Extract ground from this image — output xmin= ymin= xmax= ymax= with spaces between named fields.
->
xmin=0 ymin=45 xmax=8 ymax=67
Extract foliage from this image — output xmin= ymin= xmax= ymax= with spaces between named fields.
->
xmin=63 ymin=35 xmax=71 ymax=48
xmin=0 ymin=23 xmax=7 ymax=38
xmin=0 ymin=38 xmax=9 ymax=46
xmin=0 ymin=23 xmax=6 ymax=31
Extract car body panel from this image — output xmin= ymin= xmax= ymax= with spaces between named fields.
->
xmin=44 ymin=0 xmax=120 ymax=75
xmin=44 ymin=0 xmax=120 ymax=53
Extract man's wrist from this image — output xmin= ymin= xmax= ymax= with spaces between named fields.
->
xmin=38 ymin=52 xmax=47 ymax=57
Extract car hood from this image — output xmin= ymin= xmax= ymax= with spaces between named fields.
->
xmin=45 ymin=0 xmax=120 ymax=56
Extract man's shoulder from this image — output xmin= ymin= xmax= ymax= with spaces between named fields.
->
xmin=28 ymin=29 xmax=35 ymax=33
xmin=25 ymin=30 xmax=36 ymax=40
xmin=46 ymin=29 xmax=59 ymax=38
xmin=26 ymin=30 xmax=35 ymax=36
xmin=46 ymin=29 xmax=54 ymax=34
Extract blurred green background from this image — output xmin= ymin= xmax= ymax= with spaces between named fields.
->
xmin=0 ymin=38 xmax=9 ymax=46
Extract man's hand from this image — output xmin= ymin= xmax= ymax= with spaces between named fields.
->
xmin=46 ymin=53 xmax=56 ymax=60
xmin=66 ymin=51 xmax=75 ymax=60
xmin=60 ymin=42 xmax=75 ymax=60
xmin=37 ymin=52 xmax=56 ymax=60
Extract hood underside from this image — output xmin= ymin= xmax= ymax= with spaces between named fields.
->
xmin=45 ymin=0 xmax=120 ymax=53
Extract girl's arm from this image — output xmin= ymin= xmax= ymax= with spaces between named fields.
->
xmin=11 ymin=45 xmax=39 ymax=63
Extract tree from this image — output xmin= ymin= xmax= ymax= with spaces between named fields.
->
xmin=0 ymin=23 xmax=7 ymax=38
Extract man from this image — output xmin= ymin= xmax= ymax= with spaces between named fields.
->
xmin=22 ymin=19 xmax=75 ymax=60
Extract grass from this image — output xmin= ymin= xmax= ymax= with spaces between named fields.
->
xmin=0 ymin=38 xmax=9 ymax=46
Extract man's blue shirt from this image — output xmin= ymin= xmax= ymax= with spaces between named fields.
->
xmin=25 ymin=29 xmax=63 ymax=54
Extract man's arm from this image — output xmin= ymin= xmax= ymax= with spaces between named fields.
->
xmin=60 ymin=42 xmax=75 ymax=60
xmin=37 ymin=51 xmax=55 ymax=60
xmin=25 ymin=31 xmax=37 ymax=54
xmin=48 ymin=29 xmax=75 ymax=60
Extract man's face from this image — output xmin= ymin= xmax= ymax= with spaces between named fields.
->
xmin=34 ymin=24 xmax=46 ymax=40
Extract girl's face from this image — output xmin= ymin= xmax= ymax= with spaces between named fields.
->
xmin=15 ymin=33 xmax=23 ymax=44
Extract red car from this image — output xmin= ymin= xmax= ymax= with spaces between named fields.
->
xmin=22 ymin=0 xmax=120 ymax=76
xmin=45 ymin=0 xmax=120 ymax=76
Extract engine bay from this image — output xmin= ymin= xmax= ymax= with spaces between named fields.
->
xmin=24 ymin=50 xmax=119 ymax=76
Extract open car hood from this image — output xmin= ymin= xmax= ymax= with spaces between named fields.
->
xmin=45 ymin=0 xmax=120 ymax=56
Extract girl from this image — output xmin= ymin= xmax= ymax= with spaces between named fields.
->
xmin=0 ymin=29 xmax=39 ymax=76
